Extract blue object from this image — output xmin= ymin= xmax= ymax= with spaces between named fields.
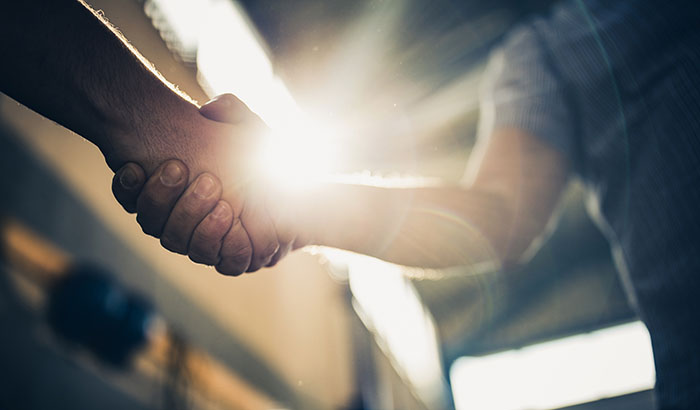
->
xmin=47 ymin=265 xmax=154 ymax=367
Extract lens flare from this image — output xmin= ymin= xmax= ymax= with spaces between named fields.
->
xmin=257 ymin=119 xmax=341 ymax=190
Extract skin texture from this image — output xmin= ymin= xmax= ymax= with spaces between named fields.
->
xmin=112 ymin=99 xmax=296 ymax=270
xmin=1 ymin=0 xmax=570 ymax=273
xmin=117 ymin=96 xmax=571 ymax=270
xmin=1 ymin=1 xmax=279 ymax=275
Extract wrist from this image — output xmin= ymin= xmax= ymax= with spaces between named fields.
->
xmin=270 ymin=184 xmax=388 ymax=251
xmin=99 ymin=94 xmax=201 ymax=173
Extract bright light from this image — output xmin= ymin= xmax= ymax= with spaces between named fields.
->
xmin=148 ymin=0 xmax=340 ymax=188
xmin=145 ymin=0 xmax=209 ymax=59
xmin=343 ymin=253 xmax=450 ymax=410
xmin=185 ymin=0 xmax=339 ymax=189
xmin=450 ymin=321 xmax=655 ymax=410
xmin=257 ymin=119 xmax=341 ymax=189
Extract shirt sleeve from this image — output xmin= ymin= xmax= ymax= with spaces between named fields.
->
xmin=478 ymin=22 xmax=575 ymax=158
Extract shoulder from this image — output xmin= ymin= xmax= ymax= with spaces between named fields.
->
xmin=479 ymin=10 xmax=578 ymax=162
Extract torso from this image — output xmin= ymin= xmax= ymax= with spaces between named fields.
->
xmin=533 ymin=1 xmax=700 ymax=406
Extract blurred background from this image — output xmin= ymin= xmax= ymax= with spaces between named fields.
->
xmin=0 ymin=0 xmax=655 ymax=409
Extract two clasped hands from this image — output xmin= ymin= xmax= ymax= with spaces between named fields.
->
xmin=109 ymin=94 xmax=306 ymax=276
xmin=3 ymin=0 xmax=560 ymax=277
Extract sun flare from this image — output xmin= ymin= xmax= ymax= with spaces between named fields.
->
xmin=257 ymin=119 xmax=341 ymax=191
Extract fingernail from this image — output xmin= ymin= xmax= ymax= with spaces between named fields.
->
xmin=212 ymin=202 xmax=229 ymax=219
xmin=119 ymin=166 xmax=139 ymax=189
xmin=160 ymin=162 xmax=184 ymax=186
xmin=194 ymin=175 xmax=216 ymax=198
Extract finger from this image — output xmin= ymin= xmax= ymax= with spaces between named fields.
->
xmin=216 ymin=219 xmax=253 ymax=276
xmin=189 ymin=201 xmax=234 ymax=265
xmin=292 ymin=238 xmax=309 ymax=251
xmin=240 ymin=204 xmax=279 ymax=273
xmin=112 ymin=163 xmax=146 ymax=213
xmin=199 ymin=93 xmax=256 ymax=124
xmin=265 ymin=217 xmax=297 ymax=267
xmin=136 ymin=160 xmax=188 ymax=237
xmin=160 ymin=173 xmax=222 ymax=254
xmin=266 ymin=241 xmax=292 ymax=267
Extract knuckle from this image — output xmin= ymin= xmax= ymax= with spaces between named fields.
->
xmin=219 ymin=222 xmax=245 ymax=255
xmin=189 ymin=239 xmax=221 ymax=264
xmin=260 ymin=240 xmax=280 ymax=260
xmin=196 ymin=219 xmax=229 ymax=243
xmin=220 ymin=240 xmax=252 ymax=270
xmin=232 ymin=243 xmax=253 ymax=263
xmin=189 ymin=250 xmax=218 ymax=266
xmin=246 ymin=240 xmax=278 ymax=272
xmin=160 ymin=235 xmax=186 ymax=254
xmin=180 ymin=196 xmax=211 ymax=217
xmin=230 ymin=247 xmax=252 ymax=272
xmin=220 ymin=239 xmax=240 ymax=257
xmin=137 ymin=215 xmax=158 ymax=237
xmin=138 ymin=194 xmax=167 ymax=213
xmin=194 ymin=226 xmax=218 ymax=243
xmin=215 ymin=262 xmax=244 ymax=277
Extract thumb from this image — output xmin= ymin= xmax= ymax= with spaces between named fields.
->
xmin=199 ymin=93 xmax=255 ymax=124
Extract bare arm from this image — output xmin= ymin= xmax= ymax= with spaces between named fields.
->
xmin=280 ymin=127 xmax=570 ymax=268
xmin=0 ymin=0 xmax=199 ymax=171
xmin=0 ymin=1 xmax=280 ymax=274
xmin=117 ymin=93 xmax=571 ymax=270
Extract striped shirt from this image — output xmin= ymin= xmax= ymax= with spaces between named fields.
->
xmin=482 ymin=0 xmax=700 ymax=407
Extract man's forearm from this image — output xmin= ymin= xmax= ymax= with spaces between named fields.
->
xmin=282 ymin=184 xmax=516 ymax=269
xmin=0 ymin=0 xmax=198 ymax=170
xmin=289 ymin=129 xmax=571 ymax=269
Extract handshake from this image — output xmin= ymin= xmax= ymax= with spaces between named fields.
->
xmin=3 ymin=0 xmax=514 ymax=276
xmin=108 ymin=94 xmax=307 ymax=276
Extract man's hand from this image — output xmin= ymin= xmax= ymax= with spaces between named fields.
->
xmin=113 ymin=159 xmax=233 ymax=265
xmin=112 ymin=95 xmax=300 ymax=274
xmin=1 ymin=2 xmax=281 ymax=274
xmin=198 ymin=95 xmax=303 ymax=267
